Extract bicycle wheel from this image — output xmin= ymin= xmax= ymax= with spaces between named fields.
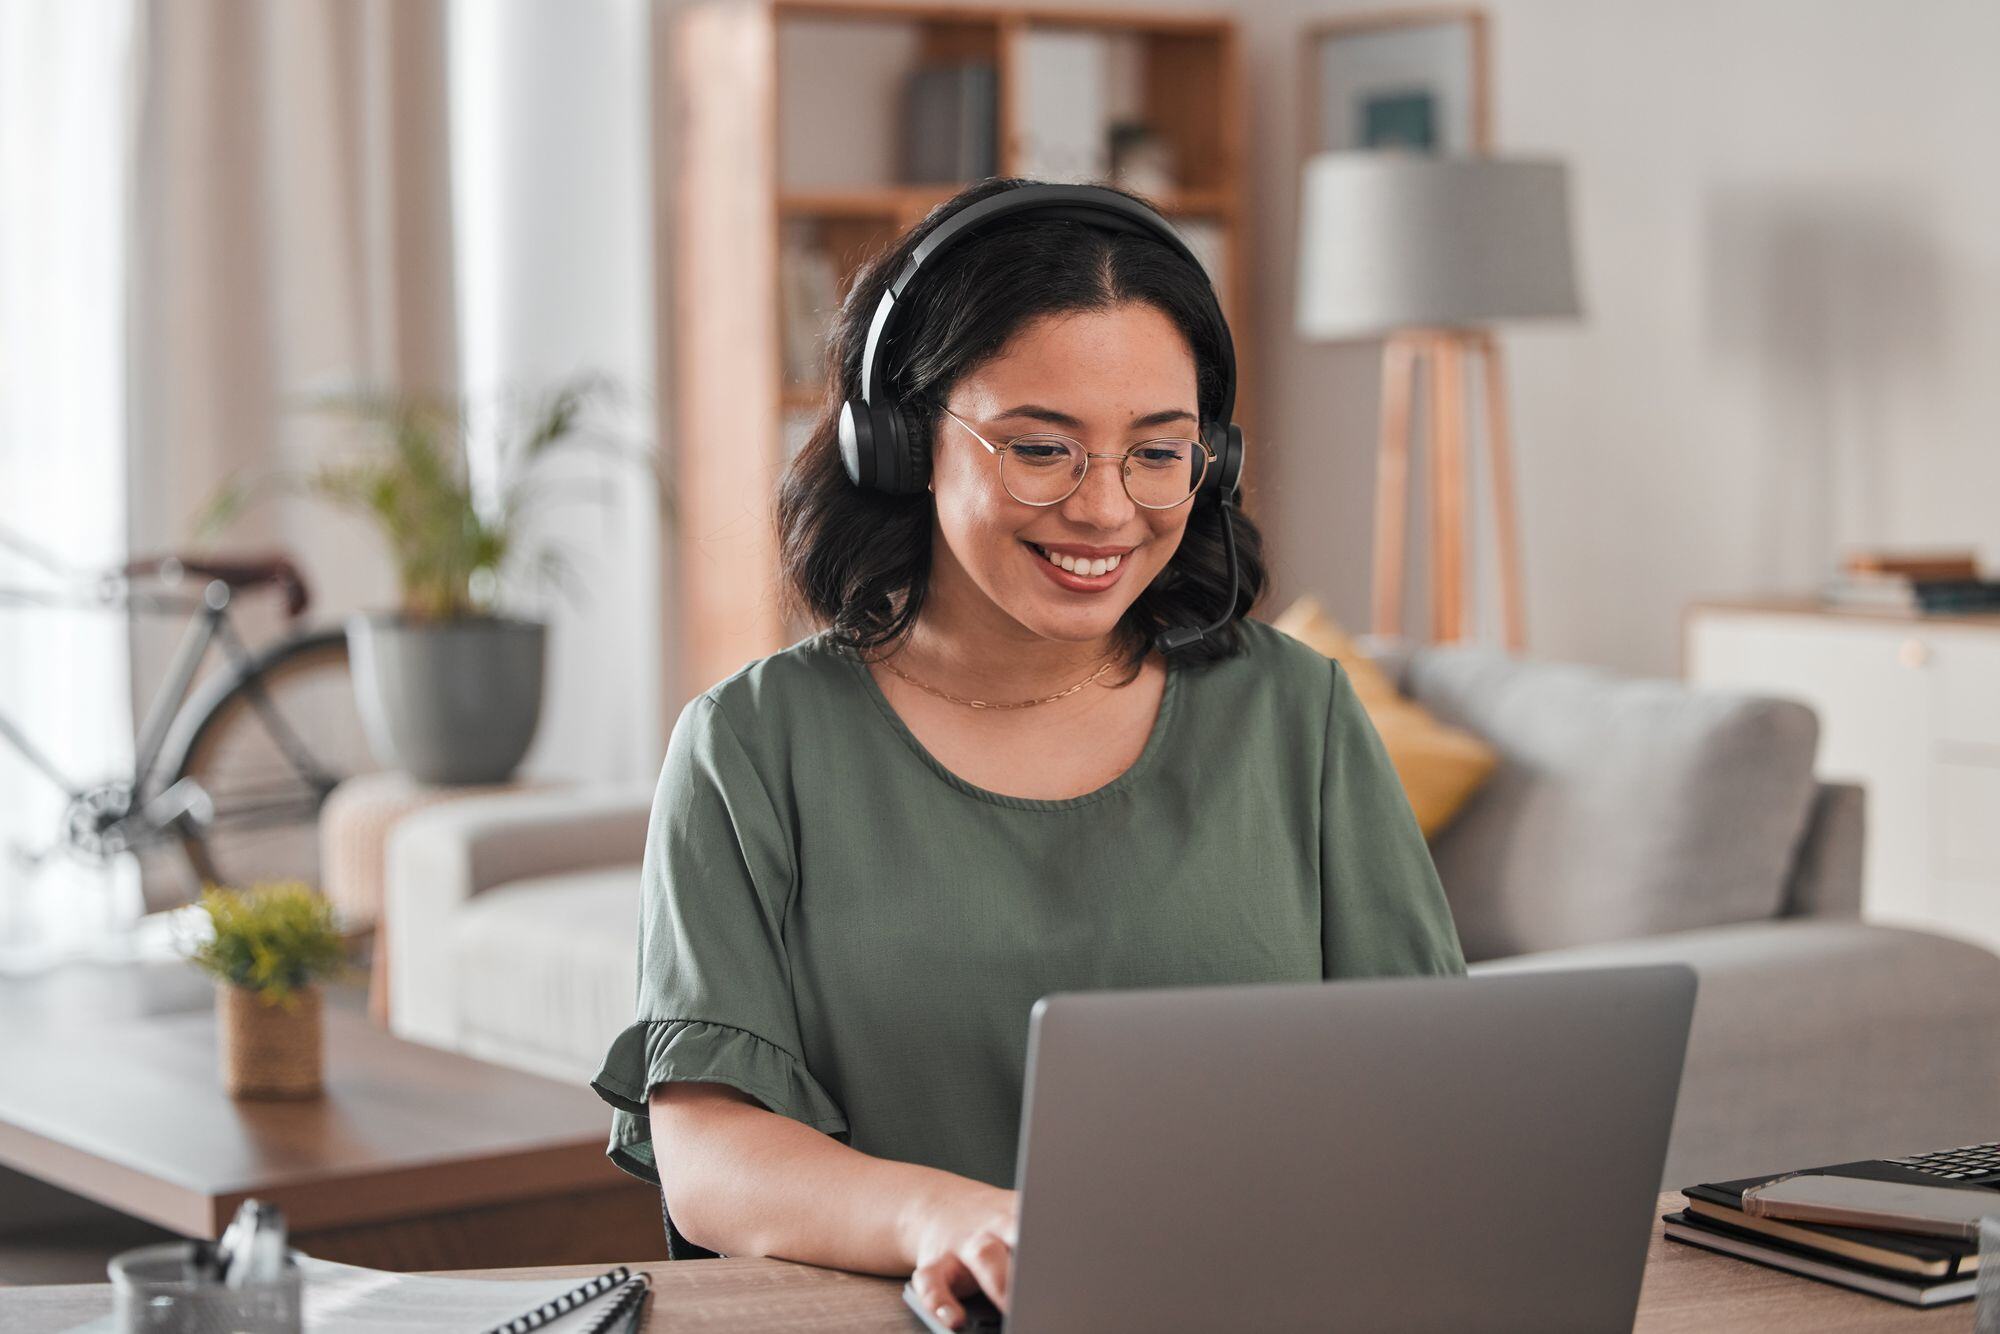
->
xmin=155 ymin=629 xmax=379 ymax=903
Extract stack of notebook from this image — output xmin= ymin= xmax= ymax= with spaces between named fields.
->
xmin=1663 ymin=1145 xmax=2000 ymax=1307
xmin=1823 ymin=548 xmax=2000 ymax=614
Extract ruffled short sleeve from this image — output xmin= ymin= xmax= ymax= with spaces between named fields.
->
xmin=591 ymin=694 xmax=849 ymax=1205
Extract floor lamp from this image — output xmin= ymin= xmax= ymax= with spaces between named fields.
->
xmin=1295 ymin=154 xmax=1581 ymax=649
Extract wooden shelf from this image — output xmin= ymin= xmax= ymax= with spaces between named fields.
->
xmin=774 ymin=0 xmax=1227 ymax=34
xmin=671 ymin=0 xmax=1252 ymax=701
xmin=1154 ymin=186 xmax=1232 ymax=216
xmin=781 ymin=183 xmax=1231 ymax=222
xmin=779 ymin=187 xmax=960 ymax=220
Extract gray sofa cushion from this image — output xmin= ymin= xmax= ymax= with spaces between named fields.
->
xmin=1407 ymin=646 xmax=1821 ymax=961
xmin=1475 ymin=921 xmax=2000 ymax=1187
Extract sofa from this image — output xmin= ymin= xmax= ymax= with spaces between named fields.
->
xmin=384 ymin=640 xmax=2000 ymax=1190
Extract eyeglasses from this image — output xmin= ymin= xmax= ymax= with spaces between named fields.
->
xmin=939 ymin=405 xmax=1214 ymax=510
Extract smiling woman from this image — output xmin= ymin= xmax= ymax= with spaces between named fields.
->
xmin=589 ymin=179 xmax=1466 ymax=1329
xmin=782 ymin=178 xmax=1257 ymax=691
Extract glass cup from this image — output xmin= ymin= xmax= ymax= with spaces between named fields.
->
xmin=109 ymin=1241 xmax=303 ymax=1334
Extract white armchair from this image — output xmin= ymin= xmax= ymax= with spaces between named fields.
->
xmin=384 ymin=784 xmax=652 ymax=1080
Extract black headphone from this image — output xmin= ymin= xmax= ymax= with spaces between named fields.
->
xmin=837 ymin=182 xmax=1246 ymax=654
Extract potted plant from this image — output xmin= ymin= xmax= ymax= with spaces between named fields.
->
xmin=203 ymin=374 xmax=664 ymax=785
xmin=183 ymin=882 xmax=350 ymax=1099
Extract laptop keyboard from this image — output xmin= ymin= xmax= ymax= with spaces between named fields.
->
xmin=1886 ymin=1140 xmax=2000 ymax=1183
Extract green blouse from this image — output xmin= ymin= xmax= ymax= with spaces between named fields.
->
xmin=590 ymin=617 xmax=1465 ymax=1206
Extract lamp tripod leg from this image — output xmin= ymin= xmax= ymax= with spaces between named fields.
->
xmin=1372 ymin=335 xmax=1418 ymax=639
xmin=1430 ymin=334 xmax=1469 ymax=643
xmin=1479 ymin=331 xmax=1527 ymax=652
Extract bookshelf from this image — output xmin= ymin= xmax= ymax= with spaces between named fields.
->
xmin=671 ymin=0 xmax=1252 ymax=698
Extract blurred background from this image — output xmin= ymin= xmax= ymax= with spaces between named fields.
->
xmin=4 ymin=0 xmax=1998 ymax=967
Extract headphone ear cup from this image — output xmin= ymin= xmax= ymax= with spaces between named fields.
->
xmin=838 ymin=399 xmax=873 ymax=489
xmin=1204 ymin=423 xmax=1244 ymax=503
xmin=842 ymin=398 xmax=927 ymax=495
xmin=898 ymin=402 xmax=932 ymax=496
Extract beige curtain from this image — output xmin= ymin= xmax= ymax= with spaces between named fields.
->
xmin=127 ymin=0 xmax=457 ymax=629
xmin=119 ymin=0 xmax=456 ymax=906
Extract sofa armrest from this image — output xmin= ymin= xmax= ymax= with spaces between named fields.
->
xmin=1475 ymin=920 xmax=2000 ymax=1188
xmin=1779 ymin=781 xmax=1865 ymax=919
xmin=385 ymin=784 xmax=653 ymax=1049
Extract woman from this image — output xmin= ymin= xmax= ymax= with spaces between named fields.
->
xmin=590 ymin=177 xmax=1465 ymax=1328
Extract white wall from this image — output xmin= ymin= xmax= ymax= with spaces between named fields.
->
xmin=1256 ymin=0 xmax=2000 ymax=677
xmin=654 ymin=0 xmax=2000 ymax=682
xmin=0 ymin=0 xmax=142 ymax=956
xmin=451 ymin=0 xmax=662 ymax=782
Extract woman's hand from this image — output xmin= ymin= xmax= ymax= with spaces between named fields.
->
xmin=902 ymin=1179 xmax=1020 ymax=1329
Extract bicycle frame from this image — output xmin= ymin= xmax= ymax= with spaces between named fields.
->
xmin=0 ymin=577 xmax=218 ymax=803
xmin=0 ymin=572 xmax=336 ymax=860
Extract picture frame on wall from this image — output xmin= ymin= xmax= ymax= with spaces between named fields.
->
xmin=1303 ymin=8 xmax=1491 ymax=158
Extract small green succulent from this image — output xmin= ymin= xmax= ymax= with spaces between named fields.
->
xmin=184 ymin=882 xmax=351 ymax=1010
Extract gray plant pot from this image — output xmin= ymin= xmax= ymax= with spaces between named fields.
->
xmin=345 ymin=613 xmax=546 ymax=786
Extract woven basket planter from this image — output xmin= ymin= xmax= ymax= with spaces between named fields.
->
xmin=218 ymin=982 xmax=323 ymax=1099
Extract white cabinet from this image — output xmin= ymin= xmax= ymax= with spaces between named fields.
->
xmin=1685 ymin=601 xmax=2000 ymax=954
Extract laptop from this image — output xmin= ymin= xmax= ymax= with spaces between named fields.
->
xmin=905 ymin=965 xmax=1696 ymax=1333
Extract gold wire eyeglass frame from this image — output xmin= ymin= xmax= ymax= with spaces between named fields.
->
xmin=938 ymin=404 xmax=1214 ymax=510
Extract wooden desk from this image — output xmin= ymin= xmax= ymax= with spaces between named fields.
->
xmin=2 ymin=1194 xmax=1971 ymax=1332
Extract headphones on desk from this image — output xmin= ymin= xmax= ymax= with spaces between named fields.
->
xmin=837 ymin=182 xmax=1247 ymax=655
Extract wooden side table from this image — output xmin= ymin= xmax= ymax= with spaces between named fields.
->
xmin=0 ymin=975 xmax=665 ymax=1272
xmin=319 ymin=773 xmax=546 ymax=1025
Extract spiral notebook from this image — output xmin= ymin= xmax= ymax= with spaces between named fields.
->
xmin=61 ymin=1255 xmax=648 ymax=1333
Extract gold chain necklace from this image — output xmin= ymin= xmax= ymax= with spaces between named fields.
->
xmin=874 ymin=652 xmax=1122 ymax=710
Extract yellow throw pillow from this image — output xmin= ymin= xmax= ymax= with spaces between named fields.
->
xmin=1270 ymin=595 xmax=1498 ymax=839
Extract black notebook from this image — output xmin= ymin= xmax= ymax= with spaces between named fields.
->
xmin=1663 ymin=1210 xmax=1978 ymax=1307
xmin=1681 ymin=1158 xmax=1996 ymax=1279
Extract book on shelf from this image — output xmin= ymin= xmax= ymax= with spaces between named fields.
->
xmin=901 ymin=61 xmax=997 ymax=185
xmin=1016 ymin=29 xmax=1109 ymax=183
xmin=1175 ymin=218 xmax=1228 ymax=312
xmin=778 ymin=221 xmax=838 ymax=391
xmin=1822 ymin=546 xmax=1996 ymax=612
xmin=1822 ymin=573 xmax=2000 ymax=614
xmin=1841 ymin=547 xmax=1982 ymax=582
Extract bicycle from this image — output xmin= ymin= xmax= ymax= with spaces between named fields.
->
xmin=0 ymin=524 xmax=376 ymax=910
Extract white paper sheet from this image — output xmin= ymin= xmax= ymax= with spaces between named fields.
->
xmin=63 ymin=1254 xmax=645 ymax=1334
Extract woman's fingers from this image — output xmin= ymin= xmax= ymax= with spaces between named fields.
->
xmin=911 ymin=1253 xmax=972 ymax=1328
xmin=958 ymin=1227 xmax=1012 ymax=1312
xmin=911 ymin=1225 xmax=1014 ymax=1328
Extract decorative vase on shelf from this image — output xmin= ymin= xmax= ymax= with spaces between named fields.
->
xmin=217 ymin=982 xmax=323 ymax=1100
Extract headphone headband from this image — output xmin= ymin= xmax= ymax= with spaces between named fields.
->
xmin=840 ymin=180 xmax=1243 ymax=521
xmin=857 ymin=183 xmax=1238 ymax=445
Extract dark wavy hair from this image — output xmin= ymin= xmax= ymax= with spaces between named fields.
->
xmin=775 ymin=177 xmax=1266 ymax=677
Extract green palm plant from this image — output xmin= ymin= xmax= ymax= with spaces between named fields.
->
xmin=199 ymin=373 xmax=670 ymax=621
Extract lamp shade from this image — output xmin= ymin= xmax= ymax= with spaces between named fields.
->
xmin=1296 ymin=153 xmax=1581 ymax=340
